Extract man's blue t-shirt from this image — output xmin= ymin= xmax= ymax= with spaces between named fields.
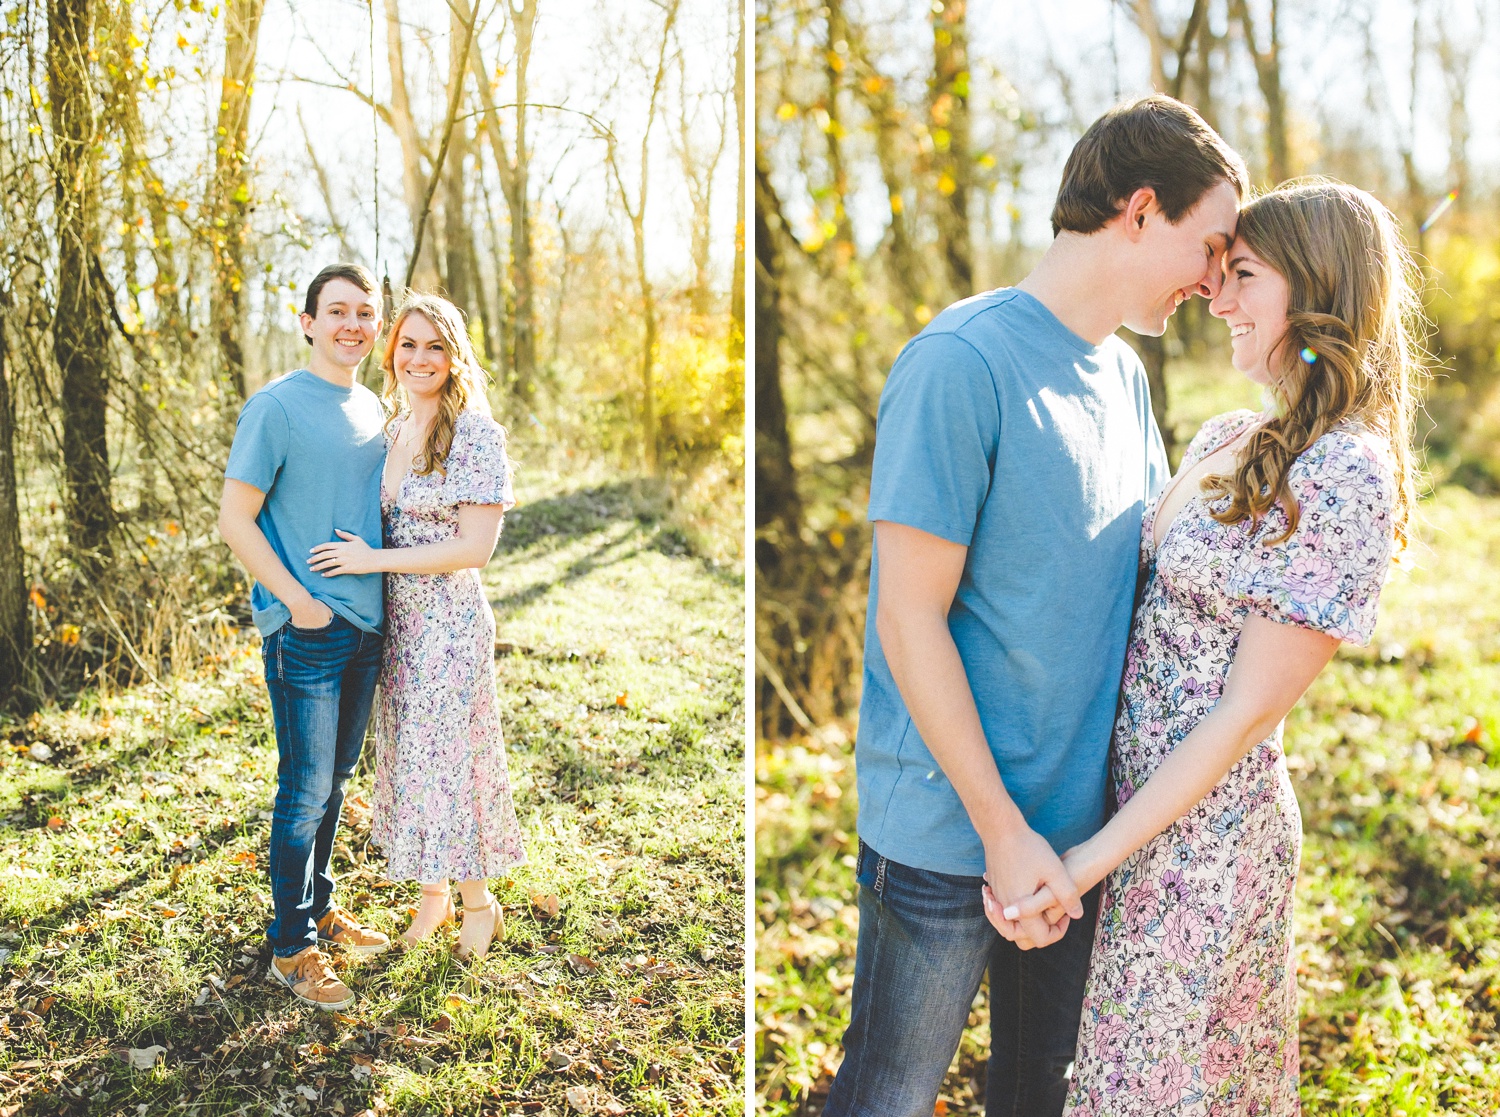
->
xmin=224 ymin=369 xmax=386 ymax=637
xmin=857 ymin=288 xmax=1169 ymax=875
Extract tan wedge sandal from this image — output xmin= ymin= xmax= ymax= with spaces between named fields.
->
xmin=400 ymin=884 xmax=456 ymax=947
xmin=456 ymin=894 xmax=504 ymax=960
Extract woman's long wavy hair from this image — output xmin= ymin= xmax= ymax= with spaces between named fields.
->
xmin=380 ymin=294 xmax=493 ymax=476
xmin=1203 ymin=178 xmax=1427 ymax=552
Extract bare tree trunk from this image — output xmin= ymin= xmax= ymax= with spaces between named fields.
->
xmin=0 ymin=310 xmax=31 ymax=708
xmin=754 ymin=161 xmax=800 ymax=574
xmin=300 ymin=108 xmax=355 ymax=260
xmin=384 ymin=0 xmax=440 ymax=289
xmin=728 ymin=0 xmax=744 ymax=355
xmin=443 ymin=5 xmax=474 ymax=316
xmin=49 ymin=0 xmax=114 ymax=572
xmin=113 ymin=54 xmax=184 ymax=348
xmin=929 ymin=0 xmax=971 ymax=298
xmin=471 ymin=0 xmax=538 ymax=399
xmin=1435 ymin=4 xmax=1472 ymax=214
xmin=108 ymin=0 xmax=158 ymax=516
xmin=672 ymin=46 xmax=728 ymax=325
xmin=209 ymin=0 xmax=265 ymax=400
xmin=1135 ymin=0 xmax=1168 ymax=90
xmin=1230 ymin=0 xmax=1289 ymax=184
xmin=606 ymin=0 xmax=680 ymax=475
xmin=820 ymin=0 xmax=855 ymax=253
xmin=847 ymin=27 xmax=923 ymax=327
xmin=476 ymin=167 xmax=508 ymax=371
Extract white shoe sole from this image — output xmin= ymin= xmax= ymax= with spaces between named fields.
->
xmin=266 ymin=962 xmax=355 ymax=1011
xmin=318 ymin=935 xmax=390 ymax=957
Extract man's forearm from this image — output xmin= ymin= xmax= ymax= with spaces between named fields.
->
xmin=219 ymin=513 xmax=317 ymax=613
xmin=878 ymin=602 xmax=1026 ymax=846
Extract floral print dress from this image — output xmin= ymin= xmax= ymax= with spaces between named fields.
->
xmin=371 ymin=408 xmax=527 ymax=883
xmin=1064 ymin=410 xmax=1396 ymax=1117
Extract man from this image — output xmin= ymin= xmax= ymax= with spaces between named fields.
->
xmin=219 ymin=263 xmax=391 ymax=1011
xmin=823 ymin=96 xmax=1248 ymax=1116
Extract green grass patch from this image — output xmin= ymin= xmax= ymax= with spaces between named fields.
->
xmin=755 ymin=485 xmax=1500 ymax=1116
xmin=0 ymin=466 xmax=745 ymax=1116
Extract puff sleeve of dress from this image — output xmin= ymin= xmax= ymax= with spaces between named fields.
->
xmin=444 ymin=410 xmax=516 ymax=510
xmin=1181 ymin=408 xmax=1259 ymax=470
xmin=1227 ymin=427 xmax=1395 ymax=646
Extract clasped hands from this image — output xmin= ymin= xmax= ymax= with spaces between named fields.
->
xmin=980 ymin=827 xmax=1094 ymax=950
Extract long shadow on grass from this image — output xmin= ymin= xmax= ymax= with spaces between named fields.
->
xmin=16 ymin=807 xmax=270 ymax=939
xmin=1324 ymin=810 xmax=1500 ymax=965
xmin=0 ymin=725 xmax=269 ymax=822
xmin=489 ymin=526 xmax=649 ymax=616
xmin=499 ymin=480 xmax=659 ymax=555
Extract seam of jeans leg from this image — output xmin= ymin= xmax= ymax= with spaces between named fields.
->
xmin=841 ymin=883 xmax=883 ymax=1117
xmin=1011 ymin=945 xmax=1026 ymax=1117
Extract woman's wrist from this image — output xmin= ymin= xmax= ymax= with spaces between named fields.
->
xmin=1069 ymin=834 xmax=1118 ymax=893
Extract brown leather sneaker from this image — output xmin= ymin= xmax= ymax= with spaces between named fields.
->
xmin=316 ymin=906 xmax=391 ymax=956
xmin=267 ymin=946 xmax=354 ymax=1010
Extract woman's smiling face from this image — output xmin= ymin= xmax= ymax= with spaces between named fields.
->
xmin=1209 ymin=239 xmax=1291 ymax=386
xmin=391 ymin=312 xmax=452 ymax=402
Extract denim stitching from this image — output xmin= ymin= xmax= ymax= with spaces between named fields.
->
xmin=1011 ymin=946 xmax=1026 ymax=1117
xmin=841 ymin=886 xmax=884 ymax=1116
xmin=275 ymin=629 xmax=283 ymax=680
xmin=873 ymin=853 xmax=887 ymax=900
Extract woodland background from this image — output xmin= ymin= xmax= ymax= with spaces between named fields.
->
xmin=0 ymin=0 xmax=746 ymax=707
xmin=756 ymin=0 xmax=1500 ymax=1113
xmin=0 ymin=0 xmax=747 ymax=1113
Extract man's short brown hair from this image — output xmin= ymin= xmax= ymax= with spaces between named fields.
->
xmin=1050 ymin=95 xmax=1248 ymax=236
xmin=301 ymin=263 xmax=379 ymax=345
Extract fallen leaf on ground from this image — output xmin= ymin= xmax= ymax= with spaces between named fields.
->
xmin=564 ymin=1085 xmax=590 ymax=1112
xmin=531 ymin=893 xmax=560 ymax=919
xmin=119 ymin=1045 xmax=166 ymax=1070
xmin=567 ymin=953 xmax=598 ymax=975
xmin=430 ymin=1013 xmax=453 ymax=1033
xmin=46 ymin=816 xmax=65 ymax=830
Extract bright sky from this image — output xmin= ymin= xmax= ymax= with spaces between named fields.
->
xmin=769 ymin=0 xmax=1495 ymax=253
xmin=244 ymin=0 xmax=739 ymax=293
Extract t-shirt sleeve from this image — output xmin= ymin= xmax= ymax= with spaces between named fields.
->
xmin=867 ymin=332 xmax=1000 ymax=546
xmin=1227 ymin=431 xmax=1395 ymax=646
xmin=444 ymin=412 xmax=516 ymax=510
xmin=224 ymin=392 xmax=290 ymax=494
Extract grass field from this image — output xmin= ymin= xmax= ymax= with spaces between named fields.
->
xmin=0 ymin=466 xmax=746 ymax=1116
xmin=756 ymin=364 xmax=1500 ymax=1116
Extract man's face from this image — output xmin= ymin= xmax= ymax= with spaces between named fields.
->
xmin=300 ymin=278 xmax=381 ymax=368
xmin=1120 ymin=179 xmax=1240 ymax=337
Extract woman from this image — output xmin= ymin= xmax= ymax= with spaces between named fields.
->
xmin=996 ymin=179 xmax=1425 ymax=1114
xmin=310 ymin=293 xmax=525 ymax=960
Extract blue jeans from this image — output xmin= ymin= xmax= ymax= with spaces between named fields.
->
xmin=262 ymin=614 xmax=383 ymax=958
xmin=823 ymin=841 xmax=1100 ymax=1117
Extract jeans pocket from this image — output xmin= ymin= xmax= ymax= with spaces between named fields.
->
xmin=287 ymin=616 xmax=336 ymax=636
